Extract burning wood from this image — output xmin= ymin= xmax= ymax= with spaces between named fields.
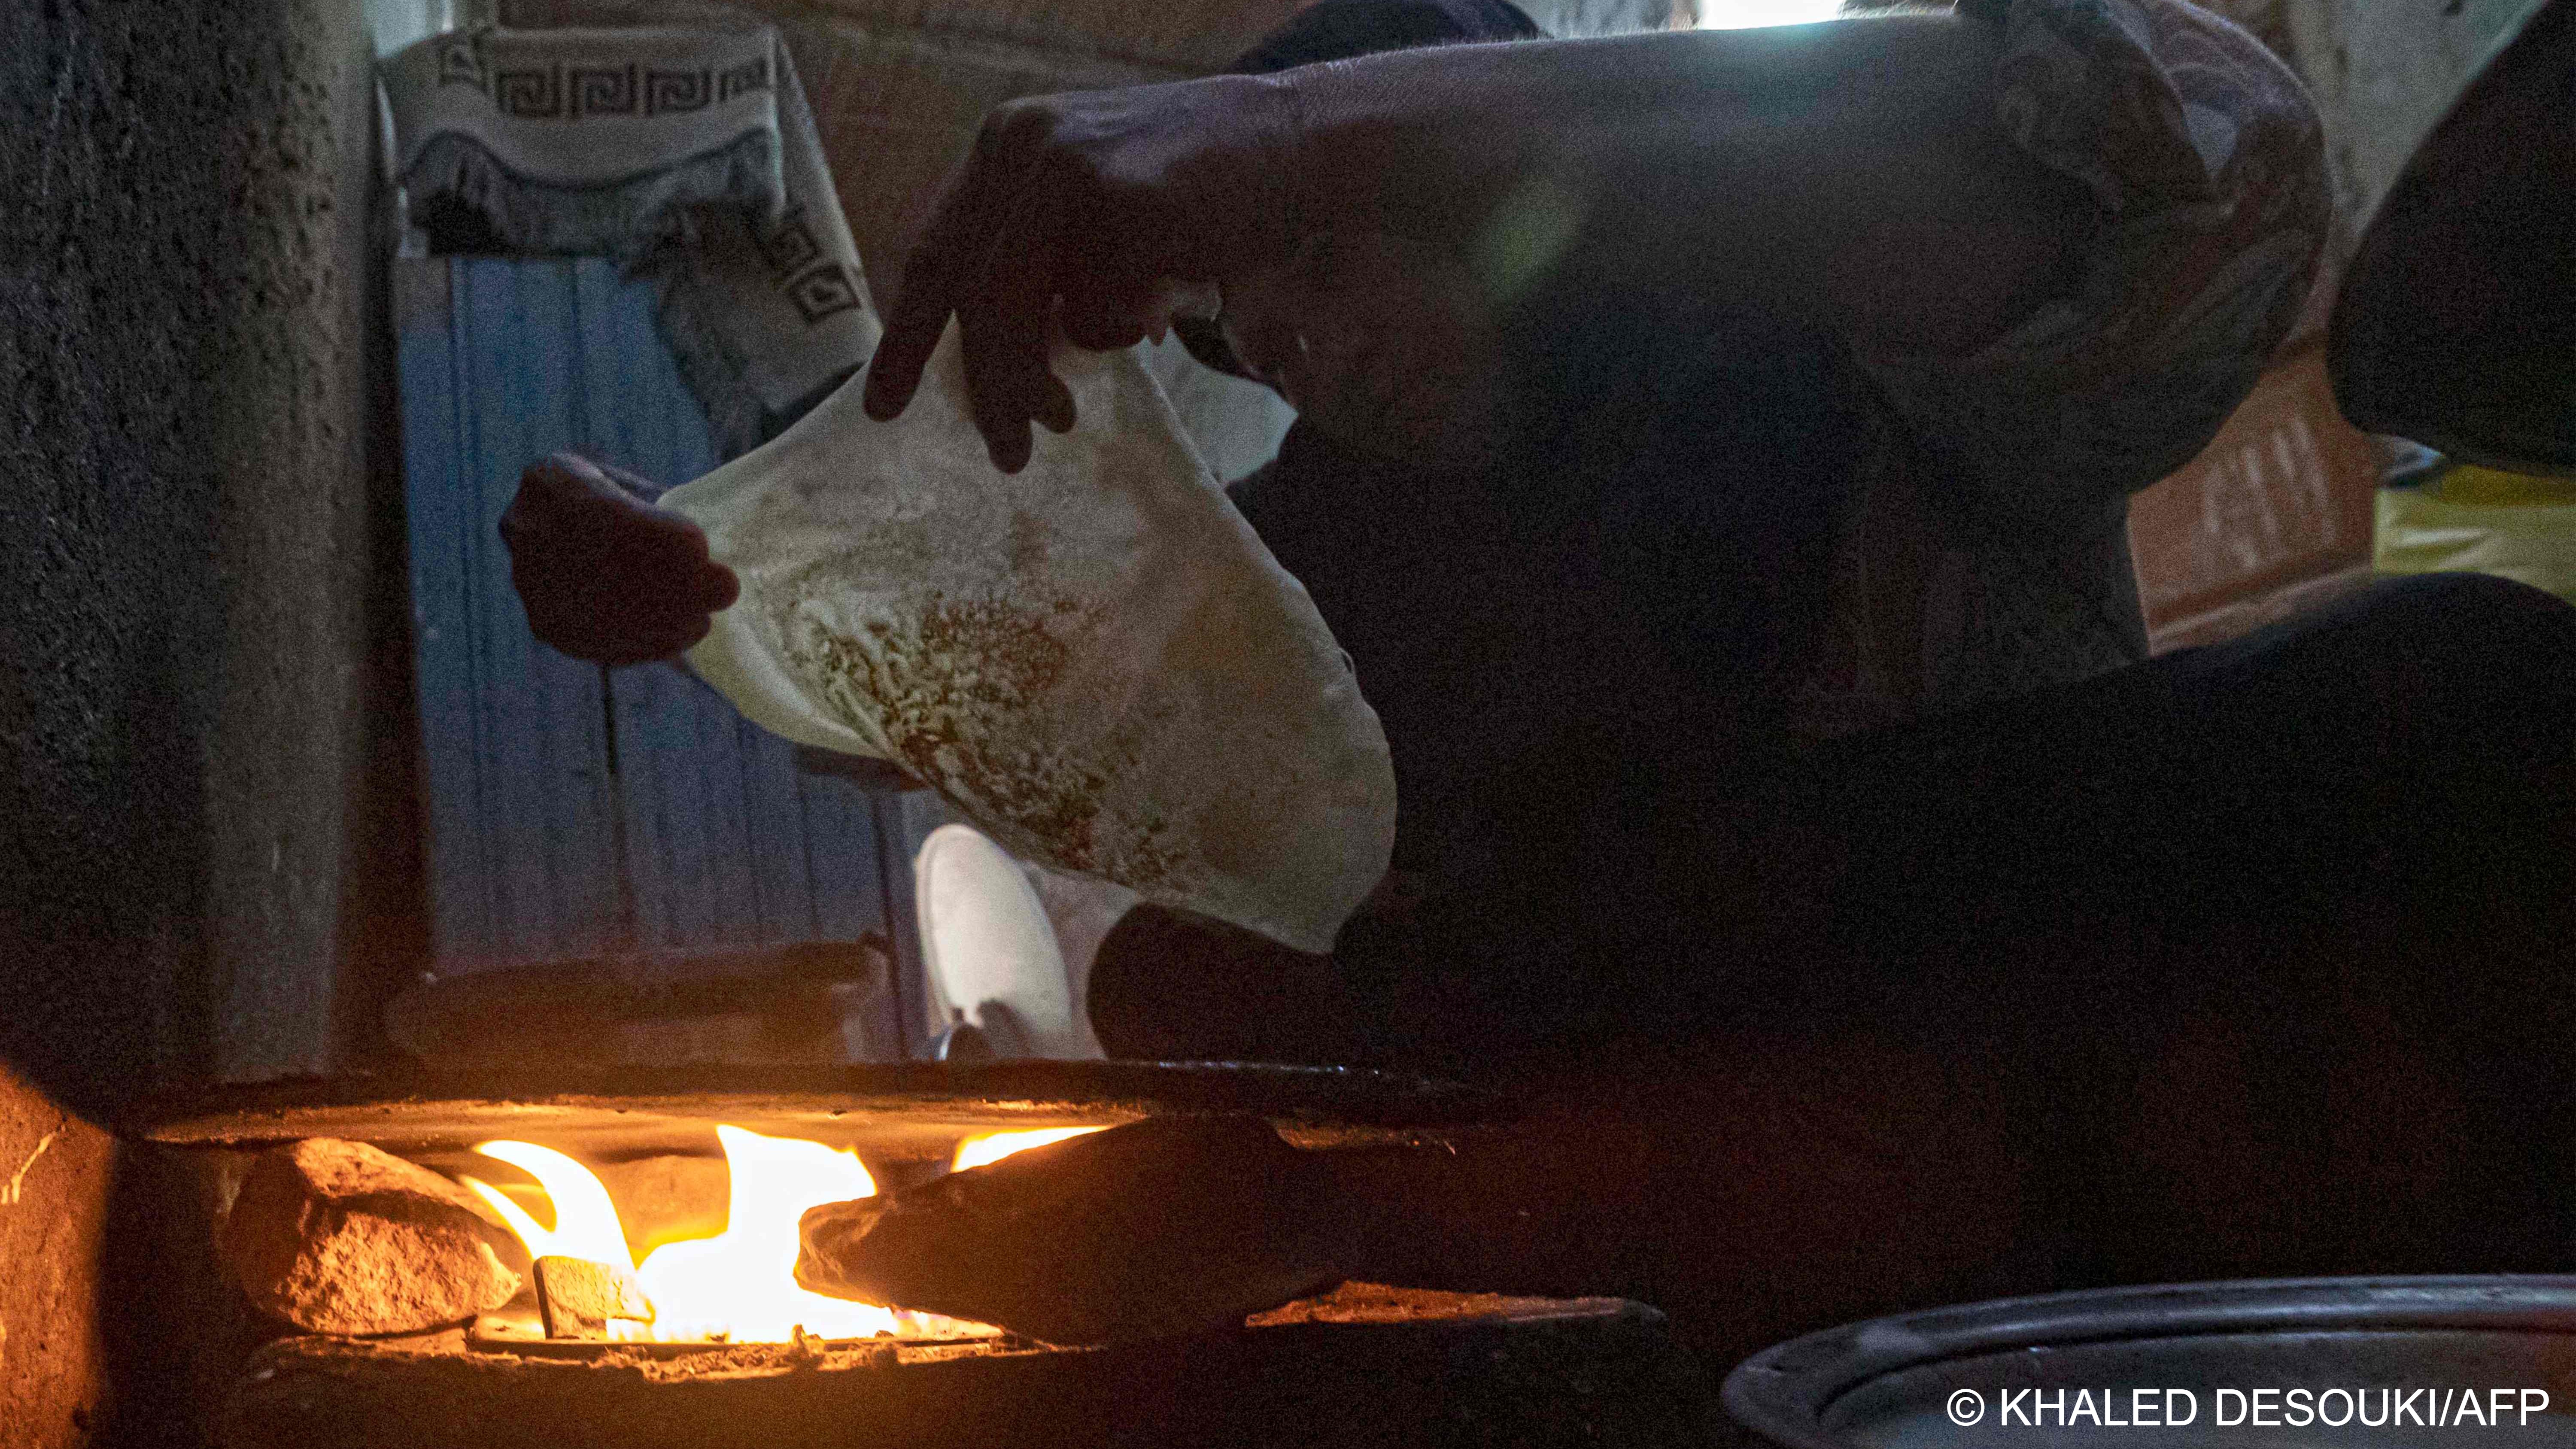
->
xmin=219 ymin=1137 xmax=523 ymax=1336
xmin=224 ymin=1118 xmax=1226 ymax=1350
xmin=459 ymin=1126 xmax=997 ymax=1343
xmin=796 ymin=1115 xmax=1360 ymax=1345
xmin=533 ymin=1255 xmax=652 ymax=1340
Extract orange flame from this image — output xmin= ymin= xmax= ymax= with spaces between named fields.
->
xmin=460 ymin=1126 xmax=983 ymax=1343
xmin=950 ymin=1125 xmax=1109 ymax=1173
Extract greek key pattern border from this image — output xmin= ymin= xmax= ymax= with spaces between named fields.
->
xmin=756 ymin=208 xmax=863 ymax=324
xmin=435 ymin=39 xmax=772 ymax=119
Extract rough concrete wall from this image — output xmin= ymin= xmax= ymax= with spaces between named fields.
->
xmin=508 ymin=0 xmax=1294 ymax=72
xmin=0 ymin=0 xmax=398 ymax=1114
xmin=1519 ymin=0 xmax=1675 ymax=35
xmin=2271 ymin=0 xmax=2546 ymax=251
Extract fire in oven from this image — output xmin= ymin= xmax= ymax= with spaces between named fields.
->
xmin=130 ymin=1064 xmax=1716 ymax=1449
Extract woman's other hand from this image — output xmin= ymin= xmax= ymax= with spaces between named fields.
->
xmin=860 ymin=76 xmax=1299 ymax=473
xmin=498 ymin=452 xmax=739 ymax=666
xmin=865 ymin=18 xmax=2102 ymax=475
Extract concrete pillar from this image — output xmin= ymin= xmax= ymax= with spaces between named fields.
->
xmin=0 ymin=0 xmax=398 ymax=1109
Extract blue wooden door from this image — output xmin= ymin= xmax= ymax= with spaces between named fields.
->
xmin=393 ymin=256 xmax=919 ymax=1059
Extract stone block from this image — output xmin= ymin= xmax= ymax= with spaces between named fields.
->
xmin=533 ymin=1255 xmax=653 ymax=1339
xmin=219 ymin=1139 xmax=523 ymax=1337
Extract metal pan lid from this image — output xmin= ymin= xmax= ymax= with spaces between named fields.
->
xmin=121 ymin=1059 xmax=1504 ymax=1155
xmin=1725 ymin=1275 xmax=2576 ymax=1448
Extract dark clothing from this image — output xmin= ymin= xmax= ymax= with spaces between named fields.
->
xmin=1334 ymin=570 xmax=2576 ymax=1070
xmin=1093 ymin=572 xmax=2576 ymax=1081
xmin=1216 ymin=0 xmax=2332 ymax=920
xmin=1094 ymin=0 xmax=2558 ymax=1084
xmin=1227 ymin=303 xmax=1859 ymax=913
xmin=1083 ymin=0 xmax=2576 ymax=1325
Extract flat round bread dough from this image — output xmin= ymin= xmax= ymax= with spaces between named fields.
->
xmin=664 ymin=325 xmax=1394 ymax=954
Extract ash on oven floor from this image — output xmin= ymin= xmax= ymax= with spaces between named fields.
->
xmin=222 ymin=1284 xmax=1719 ymax=1449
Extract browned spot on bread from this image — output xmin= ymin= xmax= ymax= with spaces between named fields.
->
xmin=780 ymin=590 xmax=1185 ymax=892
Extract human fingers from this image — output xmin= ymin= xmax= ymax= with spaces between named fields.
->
xmin=503 ymin=456 xmax=736 ymax=665
xmin=866 ymin=102 xmax=1053 ymax=425
xmin=698 ymin=555 xmax=740 ymax=612
xmin=1059 ymin=302 xmax=1146 ymax=352
xmin=864 ymin=229 xmax=965 ymax=424
xmin=958 ymin=204 xmax=1063 ymax=472
xmin=595 ymin=459 xmax=671 ymax=505
xmin=499 ymin=453 xmax=601 ymax=530
xmin=1035 ymin=371 xmax=1076 ymax=436
xmin=864 ymin=164 xmax=990 ymax=423
xmin=506 ymin=458 xmax=729 ymax=580
xmin=517 ymin=568 xmax=722 ymax=664
xmin=506 ymin=454 xmax=653 ymax=527
xmin=518 ymin=593 xmax=708 ymax=665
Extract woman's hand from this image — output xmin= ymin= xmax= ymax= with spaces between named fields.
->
xmin=860 ymin=79 xmax=1510 ymax=474
xmin=498 ymin=453 xmax=739 ymax=666
xmin=866 ymin=18 xmax=2101 ymax=474
xmin=861 ymin=76 xmax=1301 ymax=472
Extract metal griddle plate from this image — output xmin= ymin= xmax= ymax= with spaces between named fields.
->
xmin=118 ymin=1060 xmax=1503 ymax=1164
xmin=2329 ymin=0 xmax=2576 ymax=477
xmin=1725 ymin=1276 xmax=2576 ymax=1448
